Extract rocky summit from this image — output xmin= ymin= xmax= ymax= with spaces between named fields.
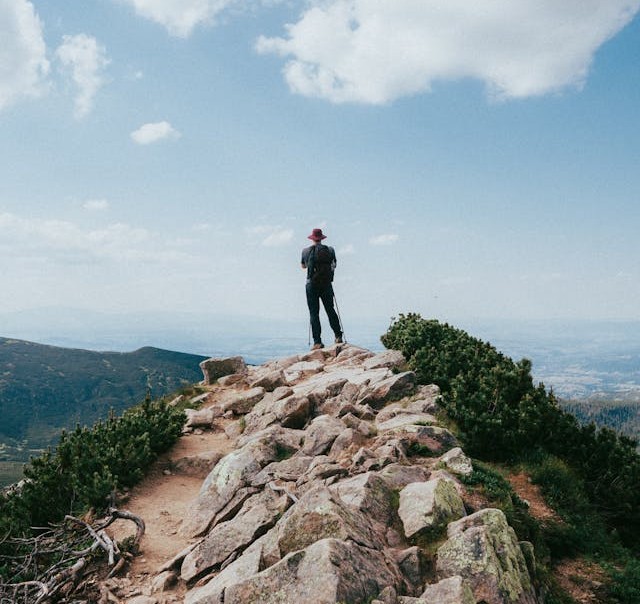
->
xmin=126 ymin=344 xmax=543 ymax=604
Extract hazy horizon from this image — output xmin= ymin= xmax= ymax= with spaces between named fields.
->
xmin=3 ymin=307 xmax=640 ymax=401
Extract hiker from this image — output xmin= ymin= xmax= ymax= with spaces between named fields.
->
xmin=301 ymin=228 xmax=343 ymax=350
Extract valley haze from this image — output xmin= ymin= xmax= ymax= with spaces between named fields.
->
xmin=3 ymin=307 xmax=640 ymax=401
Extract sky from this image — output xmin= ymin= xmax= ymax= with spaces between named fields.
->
xmin=1 ymin=0 xmax=640 ymax=349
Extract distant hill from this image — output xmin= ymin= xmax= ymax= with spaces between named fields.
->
xmin=560 ymin=396 xmax=640 ymax=444
xmin=0 ymin=337 xmax=207 ymax=461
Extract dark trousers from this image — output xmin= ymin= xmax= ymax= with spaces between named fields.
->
xmin=306 ymin=281 xmax=341 ymax=344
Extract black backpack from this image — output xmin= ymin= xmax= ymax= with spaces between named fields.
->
xmin=309 ymin=244 xmax=334 ymax=287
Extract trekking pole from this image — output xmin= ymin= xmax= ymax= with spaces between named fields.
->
xmin=308 ymin=321 xmax=311 ymax=347
xmin=333 ymin=293 xmax=347 ymax=344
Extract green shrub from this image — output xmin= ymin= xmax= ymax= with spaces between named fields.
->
xmin=605 ymin=558 xmax=640 ymax=603
xmin=0 ymin=396 xmax=185 ymax=578
xmin=382 ymin=314 xmax=640 ymax=550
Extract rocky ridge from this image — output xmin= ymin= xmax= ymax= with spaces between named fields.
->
xmin=113 ymin=344 xmax=542 ymax=604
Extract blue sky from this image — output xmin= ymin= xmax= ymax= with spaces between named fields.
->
xmin=1 ymin=0 xmax=640 ymax=345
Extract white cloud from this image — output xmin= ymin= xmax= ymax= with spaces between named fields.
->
xmin=263 ymin=228 xmax=293 ymax=246
xmin=338 ymin=243 xmax=355 ymax=255
xmin=131 ymin=121 xmax=181 ymax=145
xmin=246 ymin=224 xmax=294 ymax=247
xmin=256 ymin=0 xmax=640 ymax=104
xmin=0 ymin=211 xmax=189 ymax=263
xmin=83 ymin=198 xmax=110 ymax=211
xmin=369 ymin=233 xmax=398 ymax=246
xmin=120 ymin=0 xmax=237 ymax=37
xmin=56 ymin=34 xmax=110 ymax=118
xmin=0 ymin=0 xmax=49 ymax=110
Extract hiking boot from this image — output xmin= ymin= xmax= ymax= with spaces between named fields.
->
xmin=334 ymin=335 xmax=343 ymax=344
xmin=311 ymin=342 xmax=324 ymax=350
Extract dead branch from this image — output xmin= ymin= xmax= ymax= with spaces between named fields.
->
xmin=0 ymin=507 xmax=145 ymax=603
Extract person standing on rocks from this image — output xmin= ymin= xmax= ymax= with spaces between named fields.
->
xmin=301 ymin=228 xmax=343 ymax=350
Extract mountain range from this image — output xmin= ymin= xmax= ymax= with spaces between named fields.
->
xmin=0 ymin=337 xmax=206 ymax=466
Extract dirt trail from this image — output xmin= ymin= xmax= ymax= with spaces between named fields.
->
xmin=106 ymin=400 xmax=234 ymax=598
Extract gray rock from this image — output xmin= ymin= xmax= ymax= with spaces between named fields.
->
xmin=272 ymin=386 xmax=294 ymax=400
xmin=184 ymin=536 xmax=265 ymax=604
xmin=224 ymin=538 xmax=400 ymax=604
xmin=335 ymin=345 xmax=375 ymax=363
xmin=181 ymin=489 xmax=289 ymax=582
xmin=418 ymin=576 xmax=475 ymax=604
xmin=201 ymin=356 xmax=246 ymax=385
xmin=172 ymin=451 xmax=223 ymax=478
xmin=363 ymin=350 xmax=406 ymax=371
xmin=437 ymin=508 xmax=537 ymax=604
xmin=358 ymin=371 xmax=417 ymax=409
xmin=217 ymin=373 xmax=247 ymax=387
xmin=236 ymin=425 xmax=305 ymax=453
xmin=382 ymin=424 xmax=457 ymax=455
xmin=222 ymin=387 xmax=265 ymax=415
xmin=249 ymin=369 xmax=288 ymax=392
xmin=329 ymin=471 xmax=394 ymax=526
xmin=302 ymin=414 xmax=345 ymax=456
xmin=180 ymin=449 xmax=262 ymax=537
xmin=429 ymin=469 xmax=466 ymax=496
xmin=398 ymin=479 xmax=466 ymax=538
xmin=297 ymin=349 xmax=327 ymax=363
xmin=185 ymin=408 xmax=216 ymax=429
xmin=376 ymin=585 xmax=398 ymax=604
xmin=273 ymin=394 xmax=311 ymax=429
xmin=440 ymin=447 xmax=473 ymax=476
xmin=376 ymin=412 xmax=437 ymax=432
xmin=378 ymin=463 xmax=429 ymax=490
xmin=151 ymin=570 xmax=177 ymax=593
xmin=395 ymin=546 xmax=423 ymax=593
xmin=266 ymin=486 xmax=385 ymax=562
xmin=126 ymin=597 xmax=157 ymax=604
xmin=251 ymin=455 xmax=314 ymax=486
xmin=224 ymin=420 xmax=245 ymax=440
xmin=284 ymin=360 xmax=324 ymax=382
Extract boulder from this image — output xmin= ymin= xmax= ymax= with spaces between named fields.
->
xmin=329 ymin=472 xmax=394 ymax=526
xmin=249 ymin=369 xmax=288 ymax=392
xmin=265 ymin=486 xmax=385 ymax=563
xmin=358 ymin=371 xmax=417 ymax=409
xmin=200 ymin=356 xmax=247 ymax=385
xmin=398 ymin=479 xmax=466 ymax=538
xmin=436 ymin=508 xmax=537 ymax=604
xmin=376 ymin=413 xmax=437 ymax=433
xmin=184 ymin=536 xmax=266 ymax=604
xmin=439 ymin=447 xmax=473 ymax=476
xmin=251 ymin=455 xmax=315 ymax=486
xmin=224 ymin=538 xmax=400 ymax=604
xmin=181 ymin=449 xmax=262 ymax=537
xmin=335 ymin=345 xmax=375 ymax=363
xmin=172 ymin=451 xmax=223 ymax=478
xmin=378 ymin=463 xmax=429 ymax=490
xmin=222 ymin=387 xmax=265 ymax=415
xmin=327 ymin=427 xmax=367 ymax=459
xmin=394 ymin=546 xmax=423 ymax=593
xmin=236 ymin=425 xmax=305 ymax=453
xmin=181 ymin=489 xmax=289 ymax=582
xmin=301 ymin=415 xmax=345 ymax=456
xmin=284 ymin=360 xmax=324 ymax=382
xmin=273 ymin=395 xmax=312 ymax=429
xmin=418 ymin=576 xmax=475 ymax=604
xmin=381 ymin=424 xmax=457 ymax=455
xmin=363 ymin=350 xmax=406 ymax=371
xmin=217 ymin=373 xmax=247 ymax=387
xmin=185 ymin=408 xmax=216 ymax=429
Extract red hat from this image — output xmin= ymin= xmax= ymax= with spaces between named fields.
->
xmin=307 ymin=228 xmax=327 ymax=241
